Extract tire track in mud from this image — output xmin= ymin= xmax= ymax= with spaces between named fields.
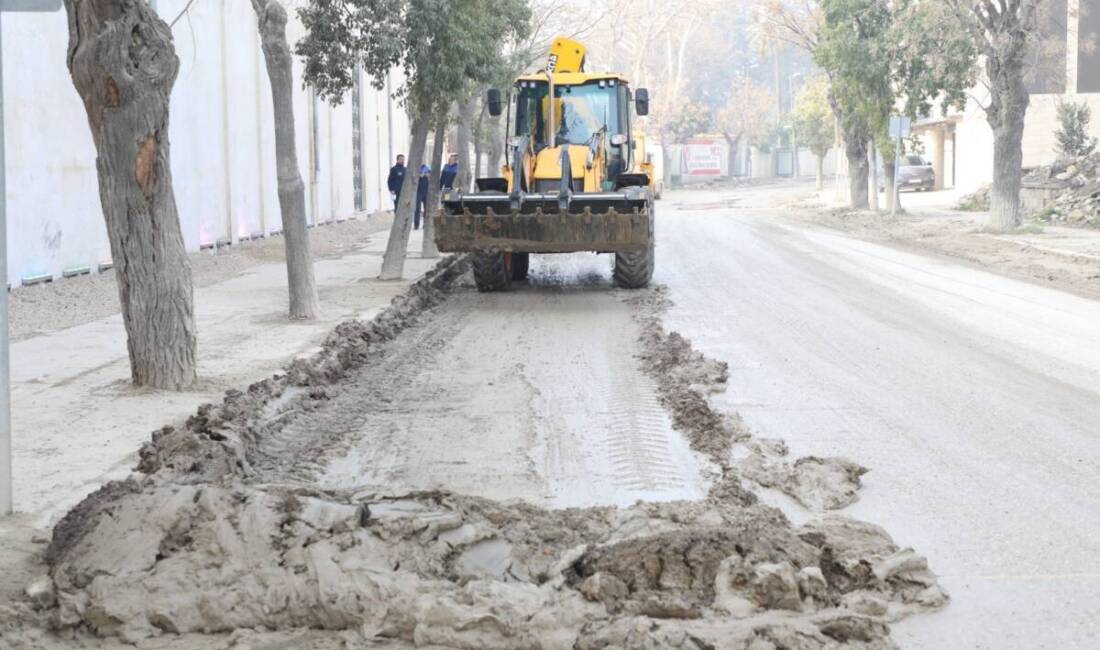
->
xmin=255 ymin=295 xmax=476 ymax=487
xmin=599 ymin=372 xmax=687 ymax=493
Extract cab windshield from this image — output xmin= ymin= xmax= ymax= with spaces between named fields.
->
xmin=514 ymin=81 xmax=621 ymax=147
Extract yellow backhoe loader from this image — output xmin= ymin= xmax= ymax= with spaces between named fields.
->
xmin=434 ymin=37 xmax=655 ymax=291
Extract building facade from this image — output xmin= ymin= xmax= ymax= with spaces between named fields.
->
xmin=916 ymin=0 xmax=1099 ymax=194
xmin=2 ymin=0 xmax=409 ymax=284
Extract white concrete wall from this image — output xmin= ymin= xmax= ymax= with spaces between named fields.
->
xmin=1 ymin=1 xmax=409 ymax=284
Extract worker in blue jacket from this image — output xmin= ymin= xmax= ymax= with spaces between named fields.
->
xmin=441 ymin=153 xmax=459 ymax=190
xmin=414 ymin=164 xmax=430 ymax=230
xmin=386 ymin=154 xmax=406 ymax=210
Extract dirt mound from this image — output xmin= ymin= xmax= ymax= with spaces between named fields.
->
xmin=43 ymin=480 xmax=938 ymax=648
xmin=740 ymin=441 xmax=869 ymax=511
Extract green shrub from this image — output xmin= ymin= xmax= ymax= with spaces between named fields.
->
xmin=1055 ymin=100 xmax=1098 ymax=158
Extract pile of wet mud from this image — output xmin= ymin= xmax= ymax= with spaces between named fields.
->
xmin=14 ymin=256 xmax=945 ymax=648
xmin=44 ymin=484 xmax=943 ymax=647
xmin=630 ymin=288 xmax=869 ymax=512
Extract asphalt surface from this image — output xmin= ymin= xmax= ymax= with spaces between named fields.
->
xmin=657 ymin=185 xmax=1100 ymax=649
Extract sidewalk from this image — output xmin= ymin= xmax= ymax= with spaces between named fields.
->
xmin=797 ymin=185 xmax=1100 ymax=299
xmin=8 ymin=226 xmax=437 ymax=526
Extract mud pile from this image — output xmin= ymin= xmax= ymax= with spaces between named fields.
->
xmin=45 ymin=481 xmax=942 ymax=648
xmin=19 ymin=258 xmax=946 ymax=648
xmin=631 ymin=288 xmax=870 ymax=512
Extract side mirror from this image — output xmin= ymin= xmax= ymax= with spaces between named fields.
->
xmin=487 ymin=88 xmax=502 ymax=117
xmin=635 ymin=88 xmax=650 ymax=116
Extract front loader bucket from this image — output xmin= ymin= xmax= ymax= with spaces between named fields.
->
xmin=435 ymin=188 xmax=652 ymax=254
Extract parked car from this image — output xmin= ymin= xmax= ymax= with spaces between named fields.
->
xmin=879 ymin=155 xmax=936 ymax=192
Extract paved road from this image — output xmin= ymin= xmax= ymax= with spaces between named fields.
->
xmin=288 ymin=254 xmax=707 ymax=509
xmin=657 ymin=186 xmax=1100 ymax=649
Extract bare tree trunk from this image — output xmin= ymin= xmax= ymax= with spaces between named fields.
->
xmin=380 ymin=115 xmax=430 ymax=280
xmin=64 ymin=0 xmax=196 ymax=390
xmin=816 ymin=154 xmax=825 ymax=191
xmin=845 ymin=137 xmax=869 ymax=209
xmin=456 ymin=96 xmax=476 ymax=192
xmin=252 ymin=0 xmax=318 ymax=319
xmin=723 ymin=132 xmax=740 ymax=177
xmin=987 ymin=68 xmax=1029 ymax=231
xmin=422 ymin=123 xmax=445 ymax=259
xmin=487 ymin=117 xmax=504 ymax=177
xmin=989 ymin=120 xmax=1025 ymax=230
xmin=472 ymin=102 xmax=486 ymax=180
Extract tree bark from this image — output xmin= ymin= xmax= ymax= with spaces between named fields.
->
xmin=252 ymin=0 xmax=318 ymax=319
xmin=64 ymin=0 xmax=196 ymax=390
xmin=473 ymin=101 xmax=486 ymax=180
xmin=816 ymin=154 xmax=825 ymax=191
xmin=380 ymin=114 xmax=431 ymax=280
xmin=422 ymin=123 xmax=445 ymax=259
xmin=456 ymin=96 xmax=476 ymax=192
xmin=845 ymin=137 xmax=869 ymax=209
xmin=723 ymin=132 xmax=741 ymax=177
xmin=989 ymin=119 xmax=1025 ymax=230
xmin=487 ymin=116 xmax=504 ymax=177
xmin=987 ymin=61 xmax=1029 ymax=231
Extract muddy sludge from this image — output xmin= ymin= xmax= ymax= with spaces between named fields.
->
xmin=24 ymin=260 xmax=945 ymax=648
xmin=45 ymin=482 xmax=942 ymax=648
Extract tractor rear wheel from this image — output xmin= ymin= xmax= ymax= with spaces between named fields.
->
xmin=614 ymin=240 xmax=655 ymax=289
xmin=473 ymin=251 xmax=512 ymax=292
xmin=511 ymin=252 xmax=530 ymax=282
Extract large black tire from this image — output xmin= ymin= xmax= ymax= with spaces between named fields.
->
xmin=614 ymin=240 xmax=655 ymax=289
xmin=511 ymin=252 xmax=530 ymax=282
xmin=473 ymin=252 xmax=511 ymax=292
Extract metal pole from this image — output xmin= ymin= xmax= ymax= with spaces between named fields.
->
xmin=0 ymin=10 xmax=12 ymax=516
xmin=892 ymin=136 xmax=901 ymax=217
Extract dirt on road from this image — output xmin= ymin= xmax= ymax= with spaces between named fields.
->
xmin=2 ymin=253 xmax=944 ymax=649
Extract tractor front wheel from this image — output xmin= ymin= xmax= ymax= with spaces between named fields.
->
xmin=613 ymin=240 xmax=655 ymax=289
xmin=511 ymin=252 xmax=530 ymax=282
xmin=473 ymin=251 xmax=512 ymax=292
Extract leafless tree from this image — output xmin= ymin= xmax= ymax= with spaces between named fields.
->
xmin=63 ymin=0 xmax=197 ymax=389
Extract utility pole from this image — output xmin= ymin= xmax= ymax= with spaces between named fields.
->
xmin=0 ymin=0 xmax=63 ymax=516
